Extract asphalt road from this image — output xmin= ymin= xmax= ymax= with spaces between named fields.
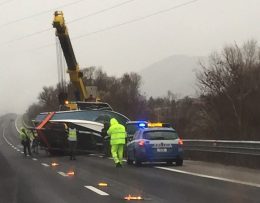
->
xmin=0 ymin=114 xmax=259 ymax=203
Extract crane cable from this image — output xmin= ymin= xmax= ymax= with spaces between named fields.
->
xmin=56 ymin=37 xmax=67 ymax=93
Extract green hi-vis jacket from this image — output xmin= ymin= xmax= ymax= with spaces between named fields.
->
xmin=68 ymin=128 xmax=77 ymax=141
xmin=107 ymin=118 xmax=126 ymax=145
xmin=20 ymin=128 xmax=31 ymax=141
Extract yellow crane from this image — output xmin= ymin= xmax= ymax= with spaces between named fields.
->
xmin=53 ymin=11 xmax=92 ymax=110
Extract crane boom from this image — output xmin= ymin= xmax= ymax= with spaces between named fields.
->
xmin=53 ymin=11 xmax=88 ymax=101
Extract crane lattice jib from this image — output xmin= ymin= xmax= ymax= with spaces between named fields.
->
xmin=53 ymin=11 xmax=88 ymax=101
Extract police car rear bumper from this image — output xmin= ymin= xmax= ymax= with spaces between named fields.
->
xmin=135 ymin=150 xmax=183 ymax=162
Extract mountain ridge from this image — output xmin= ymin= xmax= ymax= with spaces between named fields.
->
xmin=139 ymin=55 xmax=203 ymax=98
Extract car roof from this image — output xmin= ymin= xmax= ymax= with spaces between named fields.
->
xmin=142 ymin=127 xmax=176 ymax=132
xmin=126 ymin=121 xmax=148 ymax=124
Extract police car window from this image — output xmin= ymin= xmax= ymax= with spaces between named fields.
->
xmin=137 ymin=131 xmax=144 ymax=139
xmin=144 ymin=130 xmax=178 ymax=140
xmin=126 ymin=124 xmax=139 ymax=135
xmin=133 ymin=130 xmax=141 ymax=140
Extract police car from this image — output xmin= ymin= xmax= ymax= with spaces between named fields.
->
xmin=126 ymin=123 xmax=183 ymax=166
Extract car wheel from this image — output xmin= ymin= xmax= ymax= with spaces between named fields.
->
xmin=133 ymin=151 xmax=142 ymax=166
xmin=176 ymin=159 xmax=183 ymax=166
xmin=166 ymin=161 xmax=173 ymax=166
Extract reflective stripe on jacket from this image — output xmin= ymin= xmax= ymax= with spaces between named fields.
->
xmin=68 ymin=128 xmax=77 ymax=141
xmin=107 ymin=118 xmax=126 ymax=145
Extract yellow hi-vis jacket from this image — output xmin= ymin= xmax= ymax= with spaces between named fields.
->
xmin=68 ymin=128 xmax=77 ymax=141
xmin=107 ymin=118 xmax=126 ymax=145
xmin=20 ymin=128 xmax=31 ymax=142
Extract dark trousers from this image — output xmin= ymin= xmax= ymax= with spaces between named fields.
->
xmin=69 ymin=141 xmax=77 ymax=160
xmin=23 ymin=142 xmax=31 ymax=156
xmin=103 ymin=140 xmax=111 ymax=157
xmin=32 ymin=140 xmax=39 ymax=154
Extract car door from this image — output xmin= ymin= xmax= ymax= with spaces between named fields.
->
xmin=127 ymin=130 xmax=139 ymax=159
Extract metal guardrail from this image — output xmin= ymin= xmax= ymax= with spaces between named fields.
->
xmin=183 ymin=139 xmax=260 ymax=156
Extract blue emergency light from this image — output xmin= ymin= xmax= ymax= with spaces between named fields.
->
xmin=138 ymin=123 xmax=146 ymax=127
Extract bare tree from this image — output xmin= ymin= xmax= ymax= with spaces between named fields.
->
xmin=197 ymin=40 xmax=260 ymax=140
xmin=38 ymin=86 xmax=59 ymax=111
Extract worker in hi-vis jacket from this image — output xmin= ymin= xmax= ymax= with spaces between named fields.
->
xmin=107 ymin=118 xmax=126 ymax=167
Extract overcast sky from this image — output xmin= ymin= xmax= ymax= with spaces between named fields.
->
xmin=0 ymin=0 xmax=260 ymax=114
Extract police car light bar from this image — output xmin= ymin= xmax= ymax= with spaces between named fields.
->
xmin=148 ymin=122 xmax=171 ymax=128
xmin=148 ymin=122 xmax=163 ymax=127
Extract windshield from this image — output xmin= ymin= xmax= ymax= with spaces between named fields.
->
xmin=144 ymin=130 xmax=178 ymax=140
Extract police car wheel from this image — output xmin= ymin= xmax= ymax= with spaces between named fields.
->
xmin=133 ymin=157 xmax=142 ymax=166
xmin=133 ymin=151 xmax=142 ymax=166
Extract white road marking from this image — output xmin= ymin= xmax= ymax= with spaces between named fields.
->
xmin=84 ymin=186 xmax=109 ymax=196
xmin=58 ymin=172 xmax=68 ymax=177
xmin=155 ymin=166 xmax=260 ymax=188
xmin=41 ymin=163 xmax=50 ymax=167
xmin=2 ymin=129 xmax=18 ymax=152
xmin=15 ymin=116 xmax=20 ymax=133
xmin=32 ymin=158 xmax=38 ymax=161
xmin=107 ymin=157 xmax=127 ymax=162
xmin=2 ymin=128 xmax=11 ymax=146
xmin=21 ymin=152 xmax=24 ymax=154
xmin=17 ymin=149 xmax=20 ymax=152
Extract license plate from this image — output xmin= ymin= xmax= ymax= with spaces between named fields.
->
xmin=157 ymin=148 xmax=167 ymax=152
xmin=153 ymin=144 xmax=172 ymax=148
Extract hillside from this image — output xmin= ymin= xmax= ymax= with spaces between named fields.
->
xmin=139 ymin=55 xmax=202 ymax=98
